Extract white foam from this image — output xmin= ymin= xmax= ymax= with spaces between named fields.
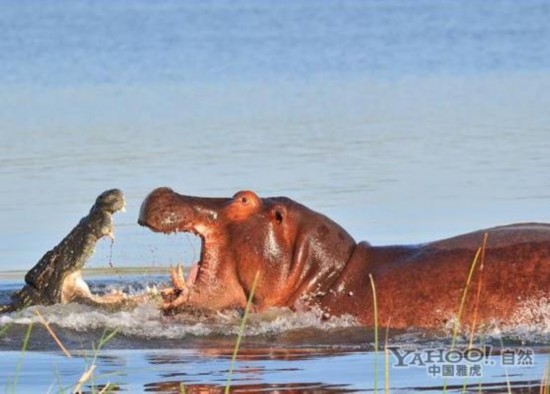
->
xmin=431 ymin=297 xmax=550 ymax=345
xmin=487 ymin=297 xmax=550 ymax=344
xmin=0 ymin=303 xmax=358 ymax=339
xmin=1 ymin=296 xmax=547 ymax=343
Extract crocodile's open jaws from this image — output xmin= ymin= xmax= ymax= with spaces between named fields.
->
xmin=0 ymin=189 xmax=144 ymax=314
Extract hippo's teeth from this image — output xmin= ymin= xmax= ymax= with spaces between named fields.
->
xmin=169 ymin=265 xmax=188 ymax=291
xmin=186 ymin=264 xmax=200 ymax=287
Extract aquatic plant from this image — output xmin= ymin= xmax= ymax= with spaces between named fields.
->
xmin=6 ymin=322 xmax=33 ymax=394
xmin=444 ymin=235 xmax=484 ymax=393
xmin=468 ymin=233 xmax=488 ymax=347
xmin=368 ymin=273 xmax=379 ymax=393
xmin=34 ymin=308 xmax=72 ymax=358
xmin=463 ymin=233 xmax=488 ymax=394
xmin=225 ymin=270 xmax=261 ymax=393
xmin=384 ymin=317 xmax=392 ymax=394
xmin=542 ymin=358 xmax=550 ymax=394
xmin=70 ymin=327 xmax=120 ymax=394
xmin=451 ymin=246 xmax=482 ymax=349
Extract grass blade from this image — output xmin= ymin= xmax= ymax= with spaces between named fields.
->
xmin=225 ymin=270 xmax=260 ymax=393
xmin=443 ymin=246 xmax=482 ymax=393
xmin=34 ymin=308 xmax=72 ymax=358
xmin=369 ymin=273 xmax=379 ymax=394
xmin=451 ymin=247 xmax=482 ymax=348
xmin=468 ymin=233 xmax=488 ymax=348
xmin=11 ymin=322 xmax=33 ymax=393
xmin=73 ymin=365 xmax=96 ymax=394
xmin=384 ymin=317 xmax=392 ymax=394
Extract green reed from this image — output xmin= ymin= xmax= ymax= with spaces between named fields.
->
xmin=66 ymin=327 xmax=120 ymax=394
xmin=442 ymin=245 xmax=482 ymax=393
xmin=7 ymin=322 xmax=33 ymax=394
xmin=225 ymin=270 xmax=261 ymax=393
xmin=369 ymin=273 xmax=379 ymax=393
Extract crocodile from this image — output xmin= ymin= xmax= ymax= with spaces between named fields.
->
xmin=0 ymin=189 xmax=138 ymax=314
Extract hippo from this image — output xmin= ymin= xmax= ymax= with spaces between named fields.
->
xmin=0 ymin=189 xmax=140 ymax=314
xmin=138 ymin=187 xmax=550 ymax=329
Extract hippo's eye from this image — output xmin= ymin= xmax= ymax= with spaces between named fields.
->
xmin=275 ymin=210 xmax=283 ymax=224
xmin=241 ymin=197 xmax=248 ymax=204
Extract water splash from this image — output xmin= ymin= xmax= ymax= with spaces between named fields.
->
xmin=434 ymin=297 xmax=550 ymax=346
xmin=488 ymin=297 xmax=550 ymax=344
xmin=0 ymin=279 xmax=547 ymax=346
xmin=0 ymin=302 xmax=357 ymax=341
xmin=108 ymin=237 xmax=115 ymax=269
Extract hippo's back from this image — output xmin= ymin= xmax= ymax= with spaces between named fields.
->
xmin=426 ymin=223 xmax=550 ymax=252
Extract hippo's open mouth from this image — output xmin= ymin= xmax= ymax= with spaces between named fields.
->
xmin=182 ymin=233 xmax=202 ymax=288
xmin=137 ymin=212 xmax=207 ymax=288
xmin=152 ymin=225 xmax=208 ymax=296
xmin=137 ymin=188 xmax=272 ymax=313
xmin=137 ymin=187 xmax=225 ymax=293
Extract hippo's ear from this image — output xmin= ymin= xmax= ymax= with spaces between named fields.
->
xmin=272 ymin=205 xmax=287 ymax=224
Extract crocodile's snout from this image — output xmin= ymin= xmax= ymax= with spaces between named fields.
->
xmin=94 ymin=189 xmax=126 ymax=213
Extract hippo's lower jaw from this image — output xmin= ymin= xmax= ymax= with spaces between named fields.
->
xmin=150 ymin=228 xmax=208 ymax=309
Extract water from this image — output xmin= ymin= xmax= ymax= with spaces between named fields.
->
xmin=1 ymin=0 xmax=550 ymax=392
xmin=0 ymin=276 xmax=549 ymax=393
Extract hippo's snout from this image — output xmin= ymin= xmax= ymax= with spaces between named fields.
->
xmin=138 ymin=187 xmax=177 ymax=231
xmin=139 ymin=187 xmax=212 ymax=234
xmin=139 ymin=188 xmax=230 ymax=235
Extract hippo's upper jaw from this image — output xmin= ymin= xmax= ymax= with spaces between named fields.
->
xmin=138 ymin=187 xmax=222 ymax=235
xmin=138 ymin=187 xmax=177 ymax=233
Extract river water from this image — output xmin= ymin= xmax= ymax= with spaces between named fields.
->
xmin=1 ymin=0 xmax=550 ymax=392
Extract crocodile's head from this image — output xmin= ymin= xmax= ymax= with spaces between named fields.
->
xmin=85 ymin=188 xmax=127 ymax=240
xmin=58 ymin=189 xmax=128 ymax=303
xmin=23 ymin=189 xmax=127 ymax=305
xmin=91 ymin=188 xmax=127 ymax=215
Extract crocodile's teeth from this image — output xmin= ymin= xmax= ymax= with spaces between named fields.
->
xmin=146 ymin=285 xmax=159 ymax=295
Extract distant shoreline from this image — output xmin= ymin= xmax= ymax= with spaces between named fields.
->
xmin=0 ymin=266 xmax=170 ymax=281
